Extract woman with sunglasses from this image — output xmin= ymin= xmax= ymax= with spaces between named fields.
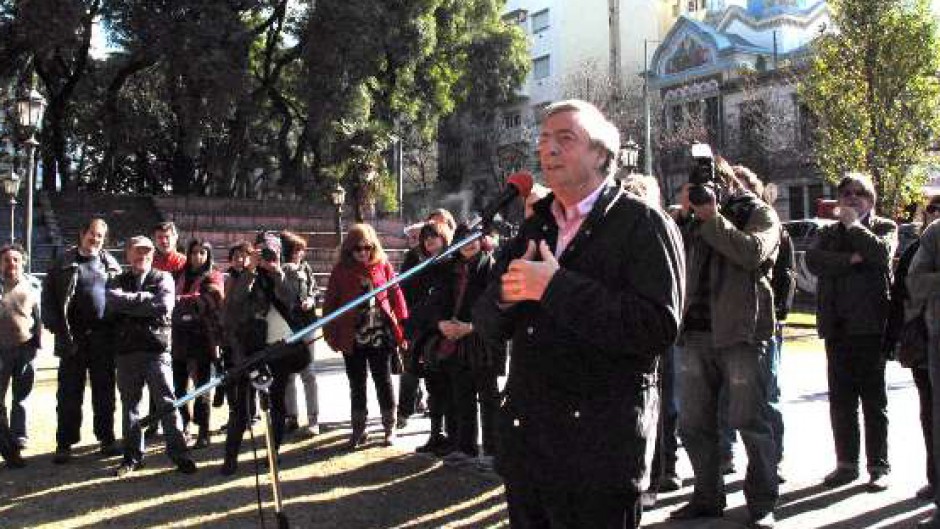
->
xmin=324 ymin=223 xmax=408 ymax=448
xmin=887 ymin=195 xmax=940 ymax=502
xmin=171 ymin=239 xmax=224 ymax=449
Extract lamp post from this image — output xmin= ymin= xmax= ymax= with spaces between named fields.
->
xmin=643 ymin=39 xmax=662 ymax=177
xmin=14 ymin=87 xmax=46 ymax=272
xmin=620 ymin=137 xmax=640 ymax=174
xmin=1 ymin=166 xmax=21 ymax=243
xmin=330 ymin=183 xmax=346 ymax=246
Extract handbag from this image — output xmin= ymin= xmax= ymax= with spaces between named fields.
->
xmin=897 ymin=311 xmax=928 ymax=368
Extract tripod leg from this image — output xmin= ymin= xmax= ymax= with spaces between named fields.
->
xmin=258 ymin=389 xmax=289 ymax=528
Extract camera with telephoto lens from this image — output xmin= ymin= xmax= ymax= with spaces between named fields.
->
xmin=687 ymin=143 xmax=718 ymax=206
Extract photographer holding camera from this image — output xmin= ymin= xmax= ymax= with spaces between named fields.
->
xmin=671 ymin=147 xmax=781 ymax=528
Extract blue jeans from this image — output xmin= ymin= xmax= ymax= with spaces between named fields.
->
xmin=677 ymin=333 xmax=778 ymax=516
xmin=0 ymin=343 xmax=36 ymax=441
xmin=767 ymin=324 xmax=785 ymax=464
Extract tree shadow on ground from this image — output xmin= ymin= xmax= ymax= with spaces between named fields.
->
xmin=0 ymin=426 xmax=507 ymax=529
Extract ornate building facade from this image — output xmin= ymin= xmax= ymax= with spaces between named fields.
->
xmin=650 ymin=0 xmax=832 ymax=219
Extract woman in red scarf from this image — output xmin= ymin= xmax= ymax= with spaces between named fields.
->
xmin=324 ymin=223 xmax=408 ymax=448
xmin=172 ymin=239 xmax=224 ymax=449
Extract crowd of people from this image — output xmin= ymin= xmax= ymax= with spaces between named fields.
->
xmin=0 ymin=98 xmax=937 ymax=528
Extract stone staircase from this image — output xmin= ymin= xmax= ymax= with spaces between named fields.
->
xmin=37 ymin=193 xmax=409 ymax=283
xmin=153 ymin=196 xmax=408 ymax=279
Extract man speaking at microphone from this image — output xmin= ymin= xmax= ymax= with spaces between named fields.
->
xmin=474 ymin=99 xmax=685 ymax=528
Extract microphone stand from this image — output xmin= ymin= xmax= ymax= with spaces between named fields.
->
xmin=140 ymin=223 xmax=487 ymax=528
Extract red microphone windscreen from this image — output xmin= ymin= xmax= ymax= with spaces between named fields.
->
xmin=507 ymin=171 xmax=534 ymax=198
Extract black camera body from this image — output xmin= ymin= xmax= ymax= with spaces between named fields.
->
xmin=688 ymin=143 xmax=718 ymax=206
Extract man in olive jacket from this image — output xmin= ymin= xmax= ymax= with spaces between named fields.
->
xmin=672 ymin=157 xmax=781 ymax=528
xmin=806 ymin=173 xmax=897 ymax=491
xmin=473 ymin=100 xmax=685 ymax=528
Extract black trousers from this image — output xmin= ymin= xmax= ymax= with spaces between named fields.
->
xmin=651 ymin=346 xmax=679 ymax=481
xmin=56 ymin=331 xmax=116 ymax=448
xmin=343 ymin=345 xmax=395 ymax=415
xmin=172 ymin=357 xmax=212 ymax=433
xmin=224 ymin=365 xmax=288 ymax=457
xmin=825 ymin=334 xmax=889 ymax=473
xmin=398 ymin=371 xmax=424 ymax=417
xmin=505 ymin=483 xmax=642 ymax=529
xmin=425 ymin=362 xmax=457 ymax=439
xmin=914 ymin=366 xmax=935 ymax=486
xmin=451 ymin=364 xmax=499 ymax=456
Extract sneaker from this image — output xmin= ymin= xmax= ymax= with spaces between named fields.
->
xmin=15 ymin=437 xmax=27 ymax=450
xmin=750 ymin=511 xmax=776 ymax=529
xmin=396 ymin=414 xmax=409 ymax=430
xmin=917 ymin=484 xmax=934 ymax=501
xmin=868 ymin=470 xmax=890 ymax=492
xmin=823 ymin=466 xmax=860 ymax=487
xmin=175 ymin=457 xmax=197 ymax=474
xmin=114 ymin=461 xmax=143 ymax=478
xmin=52 ymin=446 xmax=72 ymax=464
xmin=100 ymin=441 xmax=122 ymax=457
xmin=192 ymin=436 xmax=210 ymax=450
xmin=305 ymin=424 xmax=320 ymax=437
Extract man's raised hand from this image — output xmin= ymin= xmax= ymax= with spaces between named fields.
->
xmin=501 ymin=240 xmax=560 ymax=303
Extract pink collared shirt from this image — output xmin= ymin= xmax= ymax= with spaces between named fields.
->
xmin=550 ymin=179 xmax=609 ymax=258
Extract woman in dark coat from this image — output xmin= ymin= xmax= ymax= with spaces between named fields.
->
xmin=885 ymin=195 xmax=940 ymax=500
xmin=397 ymin=220 xmax=453 ymax=428
xmin=171 ymin=239 xmax=224 ymax=448
xmin=324 ymin=223 xmax=408 ymax=448
xmin=433 ymin=223 xmax=503 ymax=469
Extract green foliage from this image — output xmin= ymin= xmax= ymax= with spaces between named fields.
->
xmin=2 ymin=0 xmax=528 ymax=199
xmin=800 ymin=0 xmax=940 ymax=216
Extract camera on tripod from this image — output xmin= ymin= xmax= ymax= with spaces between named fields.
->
xmin=688 ymin=143 xmax=718 ymax=206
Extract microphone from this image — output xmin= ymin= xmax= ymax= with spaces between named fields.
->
xmin=481 ymin=171 xmax=534 ymax=223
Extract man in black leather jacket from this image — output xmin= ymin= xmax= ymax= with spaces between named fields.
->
xmin=108 ymin=235 xmax=195 ymax=477
xmin=474 ymin=99 xmax=685 ymax=528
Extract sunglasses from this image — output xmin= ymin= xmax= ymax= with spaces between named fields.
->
xmin=927 ymin=205 xmax=940 ymax=214
xmin=353 ymin=245 xmax=373 ymax=253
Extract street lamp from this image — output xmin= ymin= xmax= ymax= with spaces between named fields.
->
xmin=620 ymin=138 xmax=640 ymax=174
xmin=643 ymin=38 xmax=662 ymax=177
xmin=1 ymin=166 xmax=21 ymax=243
xmin=330 ymin=183 xmax=346 ymax=245
xmin=13 ymin=87 xmax=46 ymax=272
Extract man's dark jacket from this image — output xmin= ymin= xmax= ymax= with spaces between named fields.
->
xmin=41 ymin=247 xmax=121 ymax=357
xmin=106 ymin=269 xmax=175 ymax=355
xmin=473 ymin=180 xmax=686 ymax=494
xmin=805 ymin=215 xmax=896 ymax=339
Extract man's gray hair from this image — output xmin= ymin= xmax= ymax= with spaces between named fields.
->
xmin=838 ymin=172 xmax=877 ymax=203
xmin=541 ymin=99 xmax=621 ymax=175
